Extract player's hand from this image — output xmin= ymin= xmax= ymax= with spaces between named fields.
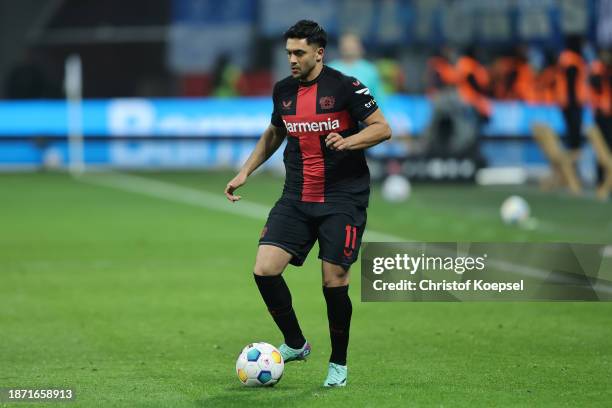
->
xmin=325 ymin=132 xmax=351 ymax=151
xmin=225 ymin=172 xmax=247 ymax=202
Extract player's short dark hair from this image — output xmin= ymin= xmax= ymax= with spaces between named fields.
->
xmin=283 ymin=20 xmax=327 ymax=49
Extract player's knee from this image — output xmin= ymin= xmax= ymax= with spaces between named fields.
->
xmin=253 ymin=255 xmax=285 ymax=276
xmin=254 ymin=245 xmax=291 ymax=276
xmin=253 ymin=260 xmax=283 ymax=276
xmin=322 ymin=265 xmax=350 ymax=287
xmin=323 ymin=274 xmax=350 ymax=287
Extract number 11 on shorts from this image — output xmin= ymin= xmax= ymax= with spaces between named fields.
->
xmin=344 ymin=225 xmax=357 ymax=257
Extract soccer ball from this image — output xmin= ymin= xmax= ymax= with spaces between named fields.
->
xmin=235 ymin=342 xmax=284 ymax=387
xmin=382 ymin=174 xmax=411 ymax=202
xmin=500 ymin=195 xmax=530 ymax=225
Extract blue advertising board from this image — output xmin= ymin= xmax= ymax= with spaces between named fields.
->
xmin=0 ymin=96 xmax=586 ymax=137
xmin=0 ymin=96 xmax=594 ymax=169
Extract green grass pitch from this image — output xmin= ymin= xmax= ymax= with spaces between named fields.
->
xmin=1 ymin=171 xmax=611 ymax=407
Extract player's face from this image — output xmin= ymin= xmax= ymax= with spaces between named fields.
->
xmin=286 ymin=38 xmax=323 ymax=80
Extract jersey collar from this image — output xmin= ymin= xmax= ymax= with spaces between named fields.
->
xmin=298 ymin=65 xmax=327 ymax=87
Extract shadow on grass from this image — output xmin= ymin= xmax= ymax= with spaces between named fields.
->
xmin=196 ymin=383 xmax=346 ymax=407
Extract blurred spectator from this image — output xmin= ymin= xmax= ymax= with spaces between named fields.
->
xmin=531 ymin=37 xmax=587 ymax=196
xmin=376 ymin=54 xmax=406 ymax=95
xmin=490 ymin=45 xmax=536 ymax=102
xmin=556 ymin=34 xmax=588 ymax=158
xmin=211 ymin=54 xmax=241 ymax=97
xmin=513 ymin=46 xmax=537 ymax=103
xmin=423 ymin=86 xmax=479 ymax=158
xmin=421 ymin=44 xmax=484 ymax=161
xmin=328 ymin=33 xmax=384 ymax=100
xmin=455 ymin=46 xmax=491 ymax=122
xmin=531 ymin=50 xmax=557 ymax=105
xmin=490 ymin=46 xmax=517 ymax=100
xmin=425 ymin=45 xmax=457 ymax=96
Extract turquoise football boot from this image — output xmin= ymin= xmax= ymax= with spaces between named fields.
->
xmin=278 ymin=341 xmax=311 ymax=363
xmin=323 ymin=362 xmax=347 ymax=387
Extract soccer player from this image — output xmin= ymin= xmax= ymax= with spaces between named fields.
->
xmin=224 ymin=20 xmax=391 ymax=387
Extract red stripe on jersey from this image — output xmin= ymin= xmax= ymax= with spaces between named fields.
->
xmin=286 ymin=84 xmax=354 ymax=203
xmin=296 ymin=84 xmax=325 ymax=202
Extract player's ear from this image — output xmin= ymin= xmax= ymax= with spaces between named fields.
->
xmin=316 ymin=47 xmax=324 ymax=63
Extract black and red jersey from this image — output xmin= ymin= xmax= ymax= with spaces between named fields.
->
xmin=271 ymin=65 xmax=378 ymax=207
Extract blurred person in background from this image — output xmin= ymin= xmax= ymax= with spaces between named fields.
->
xmin=328 ymin=33 xmax=384 ymax=101
xmin=512 ymin=45 xmax=537 ymax=103
xmin=556 ymin=34 xmax=588 ymax=161
xmin=376 ymin=51 xmax=406 ymax=95
xmin=425 ymin=44 xmax=457 ymax=96
xmin=423 ymin=44 xmax=480 ymax=158
xmin=422 ymin=45 xmax=470 ymax=157
xmin=211 ymin=54 xmax=241 ymax=97
xmin=531 ymin=50 xmax=558 ymax=105
xmin=451 ymin=46 xmax=491 ymax=164
xmin=587 ymin=47 xmax=612 ymax=199
xmin=455 ymin=46 xmax=491 ymax=123
xmin=491 ymin=46 xmax=518 ymax=100
xmin=489 ymin=44 xmax=536 ymax=103
xmin=531 ymin=36 xmax=587 ymax=195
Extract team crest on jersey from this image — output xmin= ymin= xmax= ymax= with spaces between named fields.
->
xmin=319 ymin=96 xmax=335 ymax=109
xmin=282 ymin=100 xmax=293 ymax=109
xmin=352 ymin=80 xmax=360 ymax=86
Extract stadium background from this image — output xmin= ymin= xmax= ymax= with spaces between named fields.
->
xmin=1 ymin=1 xmax=611 ymax=407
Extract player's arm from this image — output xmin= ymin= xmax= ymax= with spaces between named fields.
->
xmin=325 ymin=108 xmax=391 ymax=151
xmin=224 ymin=124 xmax=287 ymax=202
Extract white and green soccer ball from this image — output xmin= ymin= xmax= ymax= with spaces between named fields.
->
xmin=500 ymin=195 xmax=530 ymax=225
xmin=235 ymin=342 xmax=284 ymax=387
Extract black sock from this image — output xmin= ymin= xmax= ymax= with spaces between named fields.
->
xmin=323 ymin=285 xmax=352 ymax=366
xmin=254 ymin=274 xmax=305 ymax=349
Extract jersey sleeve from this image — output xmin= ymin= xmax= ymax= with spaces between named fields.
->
xmin=344 ymin=75 xmax=379 ymax=122
xmin=270 ymin=83 xmax=285 ymax=128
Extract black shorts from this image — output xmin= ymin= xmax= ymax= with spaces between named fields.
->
xmin=259 ymin=198 xmax=367 ymax=269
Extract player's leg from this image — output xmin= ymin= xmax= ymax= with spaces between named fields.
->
xmin=321 ymin=261 xmax=351 ymax=387
xmin=255 ymin=199 xmax=316 ymax=361
xmin=322 ymin=260 xmax=351 ymax=368
xmin=253 ymin=245 xmax=307 ymax=350
xmin=532 ymin=122 xmax=581 ymax=194
xmin=317 ymin=204 xmax=366 ymax=387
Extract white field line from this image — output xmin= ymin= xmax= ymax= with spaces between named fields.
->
xmin=76 ymin=172 xmax=612 ymax=294
xmin=77 ymin=171 xmax=405 ymax=242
